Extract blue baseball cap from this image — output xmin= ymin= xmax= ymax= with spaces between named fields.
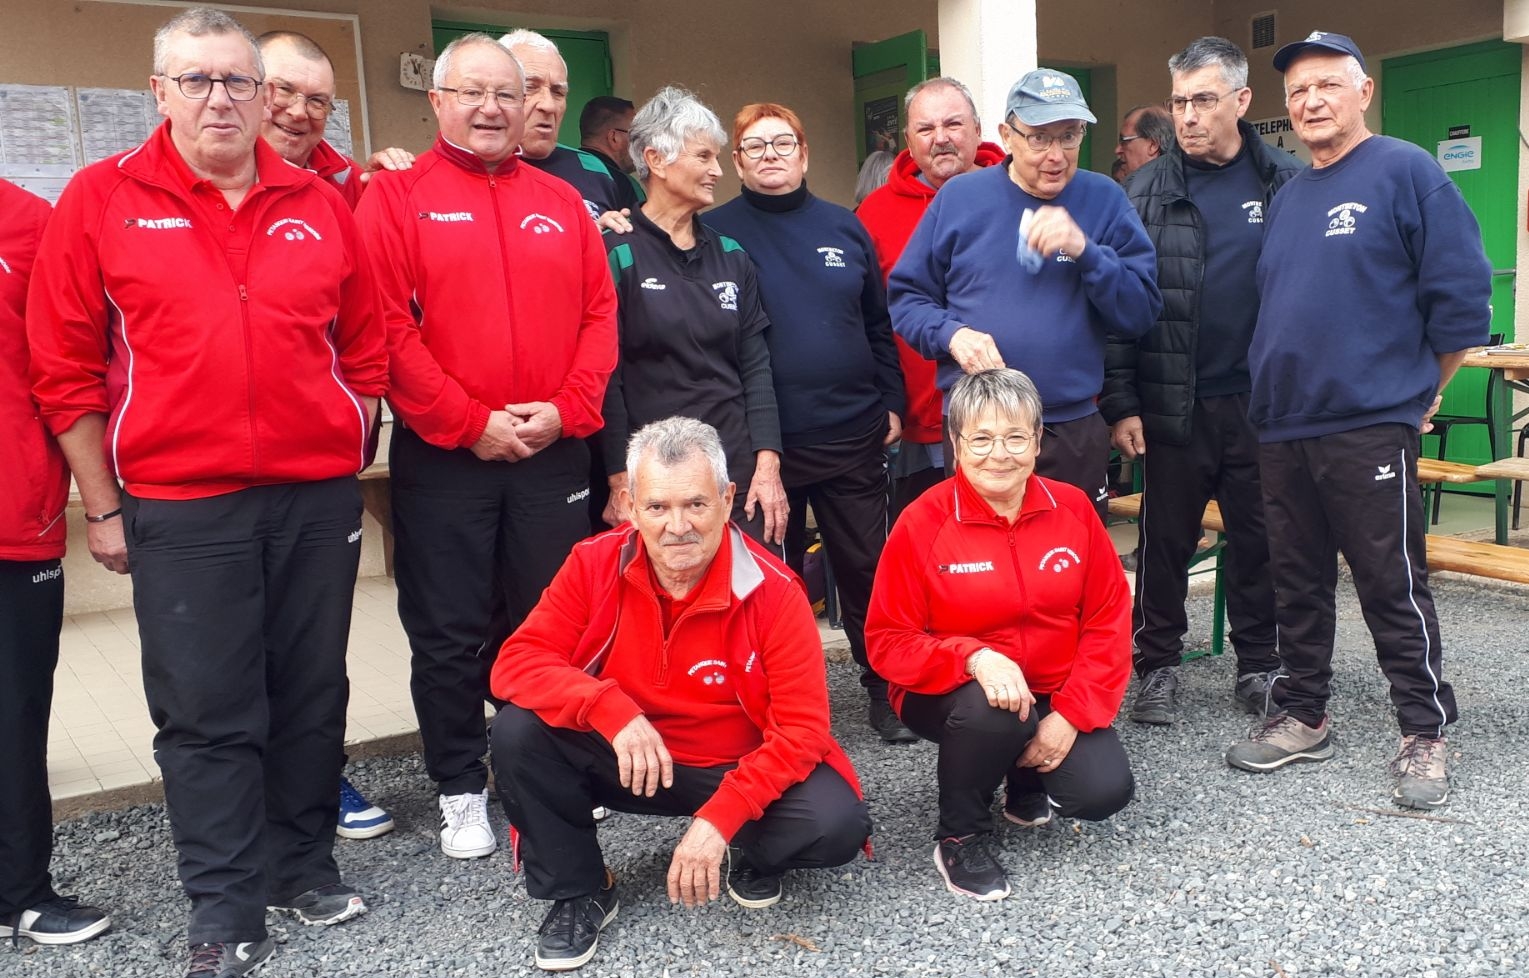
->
xmin=1005 ymin=69 xmax=1096 ymax=127
xmin=1272 ymin=31 xmax=1367 ymax=73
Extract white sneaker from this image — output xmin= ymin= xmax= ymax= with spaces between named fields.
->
xmin=439 ymin=790 xmax=497 ymax=859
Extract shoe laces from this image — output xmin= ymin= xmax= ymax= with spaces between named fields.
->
xmin=1141 ymin=668 xmax=1175 ymax=697
xmin=7 ymin=895 xmax=83 ymax=948
xmin=443 ymin=792 xmax=488 ymax=827
xmin=339 ymin=778 xmax=367 ymax=810
xmin=188 ymin=943 xmax=230 ymax=976
xmin=1395 ymin=735 xmax=1443 ymax=776
xmin=1247 ymin=713 xmax=1298 ymax=743
xmin=944 ymin=834 xmax=999 ymax=874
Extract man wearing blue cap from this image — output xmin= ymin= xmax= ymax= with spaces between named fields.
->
xmin=1227 ymin=31 xmax=1491 ymax=811
xmin=889 ymin=69 xmax=1161 ymax=518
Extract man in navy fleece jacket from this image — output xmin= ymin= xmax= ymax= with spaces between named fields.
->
xmin=1228 ymin=32 xmax=1491 ymax=812
xmin=889 ymin=69 xmax=1160 ymax=519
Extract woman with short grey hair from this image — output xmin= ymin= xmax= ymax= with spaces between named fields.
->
xmin=599 ymin=87 xmax=787 ymax=545
xmin=867 ymin=368 xmax=1134 ymax=902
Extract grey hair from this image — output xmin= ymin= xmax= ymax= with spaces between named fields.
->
xmin=626 ymin=417 xmax=730 ymax=497
xmin=499 ymin=28 xmax=562 ymax=59
xmin=854 ymin=150 xmax=894 ymax=204
xmin=1124 ymin=104 xmax=1175 ymax=153
xmin=153 ymin=8 xmax=263 ymax=78
xmin=629 ymin=86 xmax=726 ymax=182
xmin=904 ymin=76 xmax=982 ymax=135
xmin=1168 ymin=36 xmax=1249 ymax=91
xmin=947 ymin=369 xmax=1044 ymax=441
xmin=433 ymin=33 xmax=524 ymax=90
xmin=1342 ymin=56 xmax=1369 ymax=88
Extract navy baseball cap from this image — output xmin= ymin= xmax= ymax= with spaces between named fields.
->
xmin=1005 ymin=69 xmax=1096 ymax=127
xmin=1272 ymin=31 xmax=1367 ymax=73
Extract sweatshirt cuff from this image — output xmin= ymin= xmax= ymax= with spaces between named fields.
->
xmin=1073 ymin=239 xmax=1104 ymax=273
xmin=458 ymin=401 xmax=491 ymax=449
xmin=932 ymin=319 xmax=967 ymax=357
xmin=586 ymin=686 xmax=644 ymax=743
xmin=695 ymin=781 xmax=755 ymax=842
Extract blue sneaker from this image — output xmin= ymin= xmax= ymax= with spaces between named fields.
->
xmin=337 ymin=777 xmax=394 ymax=839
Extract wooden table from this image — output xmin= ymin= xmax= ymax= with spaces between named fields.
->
xmin=1460 ymin=347 xmax=1529 ymax=542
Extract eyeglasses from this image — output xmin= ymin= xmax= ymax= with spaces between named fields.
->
xmin=960 ymin=432 xmax=1035 ymax=457
xmin=436 ymin=86 xmax=524 ymax=108
xmin=610 ymin=128 xmax=629 ymax=135
xmin=1010 ymin=127 xmax=1086 ymax=152
xmin=1167 ymin=90 xmax=1239 ymax=114
xmin=737 ymin=135 xmax=800 ymax=159
xmin=1285 ymin=79 xmax=1351 ymax=106
xmin=1117 ymin=133 xmax=1144 ymax=144
xmin=272 ymin=81 xmax=334 ymax=118
xmin=163 ymin=73 xmax=262 ymax=101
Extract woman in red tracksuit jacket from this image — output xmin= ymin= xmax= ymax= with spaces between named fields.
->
xmin=866 ymin=368 xmax=1135 ymax=903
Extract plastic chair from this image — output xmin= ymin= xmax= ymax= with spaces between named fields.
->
xmin=1427 ymin=332 xmax=1502 ymax=524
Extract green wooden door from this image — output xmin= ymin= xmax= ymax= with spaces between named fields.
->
xmin=1384 ymin=40 xmax=1520 ymax=471
xmin=432 ymin=22 xmax=614 ymax=148
xmin=852 ymin=31 xmax=931 ymax=166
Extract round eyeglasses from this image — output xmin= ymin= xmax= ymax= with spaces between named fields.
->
xmin=1010 ymin=127 xmax=1086 ymax=152
xmin=272 ymin=82 xmax=334 ymax=118
xmin=737 ymin=135 xmax=800 ymax=159
xmin=960 ymin=432 xmax=1035 ymax=457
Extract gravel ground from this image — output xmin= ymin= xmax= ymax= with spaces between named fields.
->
xmin=11 ymin=577 xmax=1529 ymax=978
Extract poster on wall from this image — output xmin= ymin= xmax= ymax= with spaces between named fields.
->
xmin=0 ymin=84 xmax=81 ymax=203
xmin=863 ymin=95 xmax=900 ymax=157
xmin=1248 ymin=115 xmax=1311 ymax=165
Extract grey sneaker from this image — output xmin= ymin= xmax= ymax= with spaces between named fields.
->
xmin=1226 ymin=714 xmax=1334 ymax=772
xmin=1233 ymin=671 xmax=1278 ymax=717
xmin=186 ymin=939 xmax=275 ymax=978
xmin=1389 ymin=735 xmax=1450 ymax=810
xmin=1128 ymin=666 xmax=1179 ymax=725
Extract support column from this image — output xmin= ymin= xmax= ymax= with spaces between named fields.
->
xmin=937 ymin=0 xmax=1037 ymax=140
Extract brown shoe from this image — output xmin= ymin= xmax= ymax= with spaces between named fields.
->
xmin=1389 ymin=735 xmax=1450 ymax=810
xmin=1225 ymin=714 xmax=1334 ymax=772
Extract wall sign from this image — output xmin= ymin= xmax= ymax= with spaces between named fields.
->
xmin=1249 ymin=116 xmax=1311 ymax=164
xmin=1437 ymin=136 xmax=1482 ymax=172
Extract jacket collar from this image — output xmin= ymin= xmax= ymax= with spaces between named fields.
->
xmin=119 ymin=120 xmax=309 ymax=196
xmin=303 ymin=138 xmax=354 ymax=184
xmin=950 ymin=467 xmax=1058 ymax=526
xmin=883 ymin=141 xmax=1006 ymax=201
xmin=433 ymin=134 xmax=521 ymax=177
xmin=1156 ymin=118 xmax=1292 ymax=202
xmin=616 ymin=523 xmax=765 ymax=607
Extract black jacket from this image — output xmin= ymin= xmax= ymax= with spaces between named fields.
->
xmin=1099 ymin=121 xmax=1302 ymax=445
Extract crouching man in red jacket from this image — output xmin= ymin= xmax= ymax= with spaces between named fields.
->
xmin=489 ymin=417 xmax=870 ymax=973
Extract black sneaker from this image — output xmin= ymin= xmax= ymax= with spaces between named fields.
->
xmin=726 ymin=851 xmax=782 ymax=909
xmin=1001 ymin=790 xmax=1054 ymax=828
xmin=267 ymin=882 xmax=367 ymax=926
xmin=186 ymin=939 xmax=276 ymax=978
xmin=1128 ymin=666 xmax=1179 ymax=725
xmin=933 ymin=834 xmax=1009 ymax=901
xmin=0 ymin=895 xmax=110 ymax=945
xmin=868 ymin=697 xmax=919 ymax=744
xmin=535 ymin=868 xmax=619 ymax=972
xmin=1233 ymin=671 xmax=1278 ymax=717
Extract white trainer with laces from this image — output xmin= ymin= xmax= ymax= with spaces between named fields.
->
xmin=439 ymin=789 xmax=497 ymax=859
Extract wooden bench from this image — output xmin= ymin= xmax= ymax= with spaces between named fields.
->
xmin=1110 ymin=492 xmax=1529 ymax=587
xmin=358 ymin=460 xmax=394 ymax=577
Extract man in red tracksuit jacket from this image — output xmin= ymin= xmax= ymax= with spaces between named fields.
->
xmin=354 ymin=32 xmax=617 ymax=862
xmin=857 ymin=77 xmax=1006 ymax=525
xmin=26 ymin=11 xmax=386 ymax=976
xmin=0 ymin=179 xmax=111 ymax=949
xmin=489 ymin=416 xmax=870 ymax=972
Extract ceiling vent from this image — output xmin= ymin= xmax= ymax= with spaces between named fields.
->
xmin=1251 ymin=12 xmax=1277 ymax=50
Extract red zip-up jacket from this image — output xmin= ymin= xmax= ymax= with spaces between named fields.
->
xmin=866 ymin=470 xmax=1130 ymax=732
xmin=490 ymin=523 xmax=863 ymax=841
xmin=355 ymin=138 xmax=617 ymax=449
xmin=857 ymin=143 xmax=1005 ymax=443
xmin=27 ymin=122 xmax=387 ymax=501
xmin=1 ymin=180 xmax=66 ymax=560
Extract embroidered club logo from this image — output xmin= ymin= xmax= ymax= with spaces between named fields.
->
xmin=583 ymin=199 xmax=602 ymax=223
xmin=1375 ymin=464 xmax=1397 ymax=482
xmin=520 ymin=213 xmax=565 ymax=234
xmin=640 ymin=277 xmax=667 ymax=291
xmin=817 ymin=246 xmax=846 ymax=268
xmin=1242 ymin=200 xmax=1264 ymax=224
xmin=1305 ymin=30 xmax=1328 ymax=41
xmin=1325 ymin=202 xmax=1366 ymax=237
xmin=688 ymin=658 xmax=728 ymax=686
xmin=267 ymin=217 xmax=322 ymax=241
xmin=713 ymin=280 xmax=739 ymax=311
xmin=1039 ymin=546 xmax=1081 ymax=574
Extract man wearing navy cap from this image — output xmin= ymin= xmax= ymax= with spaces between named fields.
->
xmin=889 ymin=69 xmax=1160 ymax=517
xmin=1226 ymin=31 xmax=1491 ymax=810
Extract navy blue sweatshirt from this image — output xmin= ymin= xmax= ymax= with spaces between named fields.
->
xmin=527 ymin=145 xmax=625 ymax=221
xmin=1250 ymin=136 xmax=1492 ymax=442
xmin=888 ymin=163 xmax=1161 ymax=422
xmin=1184 ymin=143 xmax=1265 ymax=397
xmin=706 ymin=184 xmax=904 ymax=447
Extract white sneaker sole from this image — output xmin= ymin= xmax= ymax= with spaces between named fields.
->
xmin=0 ymin=916 xmax=112 ymax=945
xmin=534 ymin=899 xmax=619 ymax=971
xmin=441 ymin=836 xmax=498 ymax=859
xmin=1226 ymin=742 xmax=1334 ymax=772
xmin=726 ymin=884 xmax=783 ymax=909
xmin=337 ymin=818 xmax=396 ymax=840
xmin=932 ymin=843 xmax=1009 ymax=901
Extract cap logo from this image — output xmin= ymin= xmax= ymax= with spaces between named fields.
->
xmin=1305 ymin=31 xmax=1326 ymax=40
xmin=1042 ymin=74 xmax=1066 ymax=88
